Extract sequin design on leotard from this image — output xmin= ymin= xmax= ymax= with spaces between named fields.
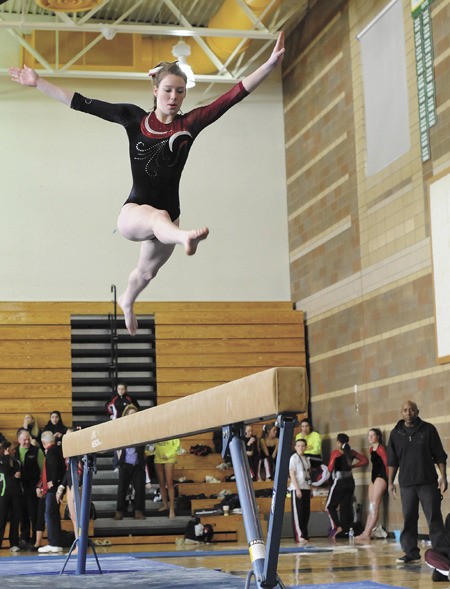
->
xmin=71 ymin=82 xmax=248 ymax=221
xmin=134 ymin=119 xmax=193 ymax=178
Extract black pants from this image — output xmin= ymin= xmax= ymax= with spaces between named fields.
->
xmin=45 ymin=491 xmax=63 ymax=546
xmin=0 ymin=489 xmax=21 ymax=548
xmin=116 ymin=463 xmax=145 ymax=513
xmin=36 ymin=496 xmax=45 ymax=532
xmin=291 ymin=489 xmax=311 ymax=542
xmin=400 ymin=483 xmax=444 ymax=558
xmin=326 ymin=476 xmax=355 ymax=532
xmin=20 ymin=485 xmax=38 ymax=543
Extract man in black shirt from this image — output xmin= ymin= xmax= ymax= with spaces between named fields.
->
xmin=388 ymin=401 xmax=447 ymax=565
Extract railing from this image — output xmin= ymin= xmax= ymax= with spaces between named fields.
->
xmin=108 ymin=284 xmax=118 ymax=395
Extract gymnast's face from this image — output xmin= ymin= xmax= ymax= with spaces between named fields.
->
xmin=300 ymin=421 xmax=311 ymax=435
xmin=368 ymin=429 xmax=379 ymax=446
xmin=295 ymin=440 xmax=306 ymax=456
xmin=268 ymin=426 xmax=278 ymax=438
xmin=154 ymin=74 xmax=186 ymax=119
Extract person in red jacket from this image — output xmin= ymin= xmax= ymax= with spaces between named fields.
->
xmin=105 ymin=383 xmax=140 ymax=420
xmin=37 ymin=431 xmax=75 ymax=553
xmin=326 ymin=433 xmax=368 ymax=539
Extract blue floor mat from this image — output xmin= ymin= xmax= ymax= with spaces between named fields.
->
xmin=99 ymin=545 xmax=338 ymax=559
xmin=290 ymin=583 xmax=408 ymax=589
xmin=0 ymin=555 xmax=409 ymax=589
xmin=0 ymin=555 xmax=247 ymax=588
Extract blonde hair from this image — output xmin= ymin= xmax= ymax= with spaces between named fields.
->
xmin=24 ymin=414 xmax=40 ymax=439
xmin=122 ymin=404 xmax=138 ymax=417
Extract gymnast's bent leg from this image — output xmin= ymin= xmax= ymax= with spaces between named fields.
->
xmin=117 ymin=204 xmax=209 ymax=335
xmin=117 ymin=204 xmax=209 ymax=255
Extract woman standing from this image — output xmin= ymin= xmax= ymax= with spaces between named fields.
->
xmin=289 ymin=438 xmax=311 ymax=544
xmin=326 ymin=433 xmax=368 ymax=538
xmin=355 ymin=428 xmax=388 ymax=541
xmin=114 ymin=405 xmax=146 ymax=521
xmin=154 ymin=439 xmax=181 ymax=519
xmin=9 ymin=34 xmax=285 ymax=336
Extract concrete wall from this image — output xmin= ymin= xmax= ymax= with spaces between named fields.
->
xmin=0 ymin=31 xmax=290 ymax=301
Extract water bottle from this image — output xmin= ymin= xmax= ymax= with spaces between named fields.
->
xmin=348 ymin=527 xmax=354 ymax=547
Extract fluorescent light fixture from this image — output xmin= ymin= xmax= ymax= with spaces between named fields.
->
xmin=100 ymin=25 xmax=116 ymax=41
xmin=172 ymin=39 xmax=195 ymax=88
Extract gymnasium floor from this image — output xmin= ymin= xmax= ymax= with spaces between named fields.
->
xmin=0 ymin=537 xmax=441 ymax=589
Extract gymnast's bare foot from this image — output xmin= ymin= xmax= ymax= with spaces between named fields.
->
xmin=158 ymin=505 xmax=168 ymax=512
xmin=184 ymin=227 xmax=209 ymax=256
xmin=169 ymin=509 xmax=176 ymax=519
xmin=118 ymin=294 xmax=138 ymax=336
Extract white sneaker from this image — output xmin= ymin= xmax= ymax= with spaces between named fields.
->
xmin=371 ymin=524 xmax=388 ymax=539
xmin=10 ymin=546 xmax=20 ymax=553
xmin=38 ymin=545 xmax=63 ymax=553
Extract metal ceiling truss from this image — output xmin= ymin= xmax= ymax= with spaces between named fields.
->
xmin=0 ymin=0 xmax=307 ymax=83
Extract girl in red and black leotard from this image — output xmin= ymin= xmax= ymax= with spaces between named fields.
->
xmin=355 ymin=428 xmax=388 ymax=541
xmin=326 ymin=433 xmax=368 ymax=538
xmin=9 ymin=34 xmax=285 ymax=336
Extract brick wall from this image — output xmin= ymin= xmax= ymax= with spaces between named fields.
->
xmin=283 ymin=0 xmax=450 ymax=532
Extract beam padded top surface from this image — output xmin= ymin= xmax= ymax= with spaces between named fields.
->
xmin=62 ymin=367 xmax=308 ymax=458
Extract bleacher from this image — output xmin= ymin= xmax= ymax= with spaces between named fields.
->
xmin=0 ymin=300 xmax=310 ymax=546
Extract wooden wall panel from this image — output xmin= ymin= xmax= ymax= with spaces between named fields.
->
xmin=155 ymin=305 xmax=306 ymax=404
xmin=0 ymin=303 xmax=73 ymax=442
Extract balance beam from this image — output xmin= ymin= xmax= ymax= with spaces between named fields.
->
xmin=62 ymin=367 xmax=307 ymax=458
xmin=62 ymin=366 xmax=308 ymax=587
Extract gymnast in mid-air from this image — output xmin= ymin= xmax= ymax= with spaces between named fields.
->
xmin=9 ymin=33 xmax=285 ymax=335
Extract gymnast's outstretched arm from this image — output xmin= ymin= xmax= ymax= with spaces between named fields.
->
xmin=241 ymin=31 xmax=285 ymax=94
xmin=9 ymin=64 xmax=74 ymax=106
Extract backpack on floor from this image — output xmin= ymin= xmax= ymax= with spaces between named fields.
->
xmin=185 ymin=517 xmax=214 ymax=543
xmin=190 ymin=444 xmax=212 ymax=456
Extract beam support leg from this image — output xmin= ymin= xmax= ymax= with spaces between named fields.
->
xmin=224 ymin=414 xmax=296 ymax=589
xmin=263 ymin=414 xmax=296 ymax=588
xmin=60 ymin=454 xmax=102 ymax=575
xmin=227 ymin=429 xmax=266 ymax=588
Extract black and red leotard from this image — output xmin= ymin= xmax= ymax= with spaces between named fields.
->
xmin=70 ymin=82 xmax=249 ymax=221
xmin=370 ymin=444 xmax=388 ymax=483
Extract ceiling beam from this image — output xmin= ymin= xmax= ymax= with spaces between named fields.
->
xmin=0 ymin=19 xmax=279 ymax=39
xmin=0 ymin=67 xmax=238 ymax=83
xmin=163 ymin=0 xmax=231 ymax=77
xmin=76 ymin=0 xmax=114 ymax=26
